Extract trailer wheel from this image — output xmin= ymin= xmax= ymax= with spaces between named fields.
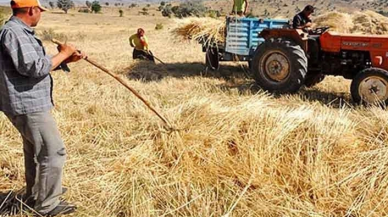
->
xmin=251 ymin=38 xmax=307 ymax=94
xmin=205 ymin=47 xmax=220 ymax=71
xmin=351 ymin=68 xmax=388 ymax=105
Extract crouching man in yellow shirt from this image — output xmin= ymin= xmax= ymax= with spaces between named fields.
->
xmin=129 ymin=28 xmax=155 ymax=62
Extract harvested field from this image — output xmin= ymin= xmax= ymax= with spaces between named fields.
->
xmin=1 ymin=6 xmax=388 ymax=217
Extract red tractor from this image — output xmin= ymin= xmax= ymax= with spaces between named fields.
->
xmin=251 ymin=27 xmax=388 ymax=105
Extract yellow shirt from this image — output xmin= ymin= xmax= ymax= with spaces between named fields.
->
xmin=129 ymin=34 xmax=149 ymax=51
xmin=233 ymin=0 xmax=246 ymax=12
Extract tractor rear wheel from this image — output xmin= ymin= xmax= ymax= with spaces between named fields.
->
xmin=351 ymin=68 xmax=388 ymax=105
xmin=251 ymin=38 xmax=307 ymax=94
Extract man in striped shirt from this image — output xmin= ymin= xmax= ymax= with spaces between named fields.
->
xmin=0 ymin=0 xmax=84 ymax=215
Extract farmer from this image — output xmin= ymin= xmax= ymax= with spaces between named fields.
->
xmin=293 ymin=5 xmax=315 ymax=30
xmin=231 ymin=0 xmax=248 ymax=16
xmin=129 ymin=28 xmax=155 ymax=62
xmin=0 ymin=0 xmax=85 ymax=216
xmin=293 ymin=5 xmax=321 ymax=64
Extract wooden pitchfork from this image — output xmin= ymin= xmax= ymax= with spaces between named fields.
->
xmin=52 ymin=39 xmax=173 ymax=129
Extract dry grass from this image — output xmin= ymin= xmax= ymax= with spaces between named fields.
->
xmin=1 ymin=8 xmax=388 ymax=217
xmin=315 ymin=10 xmax=388 ymax=34
xmin=171 ymin=17 xmax=226 ymax=46
xmin=0 ymin=7 xmax=10 ymax=27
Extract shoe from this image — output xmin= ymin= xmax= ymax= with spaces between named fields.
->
xmin=24 ymin=197 xmax=36 ymax=208
xmin=44 ymin=201 xmax=77 ymax=217
xmin=62 ymin=187 xmax=68 ymax=195
xmin=24 ymin=187 xmax=69 ymax=209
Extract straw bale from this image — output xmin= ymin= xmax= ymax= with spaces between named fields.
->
xmin=171 ymin=17 xmax=226 ymax=46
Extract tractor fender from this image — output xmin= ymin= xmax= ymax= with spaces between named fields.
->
xmin=260 ymin=29 xmax=309 ymax=53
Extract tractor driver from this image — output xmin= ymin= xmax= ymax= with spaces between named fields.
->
xmin=293 ymin=5 xmax=315 ymax=31
xmin=293 ymin=5 xmax=320 ymax=66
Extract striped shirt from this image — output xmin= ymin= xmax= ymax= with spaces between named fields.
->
xmin=0 ymin=16 xmax=53 ymax=115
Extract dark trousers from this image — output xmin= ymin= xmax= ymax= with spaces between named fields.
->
xmin=308 ymin=37 xmax=320 ymax=64
xmin=133 ymin=49 xmax=155 ymax=62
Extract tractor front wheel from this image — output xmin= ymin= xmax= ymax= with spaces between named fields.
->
xmin=251 ymin=38 xmax=307 ymax=94
xmin=351 ymin=68 xmax=388 ymax=105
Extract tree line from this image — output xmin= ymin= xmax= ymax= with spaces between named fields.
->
xmin=49 ymin=0 xmax=102 ymax=14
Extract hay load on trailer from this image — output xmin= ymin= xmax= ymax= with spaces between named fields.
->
xmin=314 ymin=10 xmax=388 ymax=35
xmin=172 ymin=17 xmax=290 ymax=71
xmin=172 ymin=17 xmax=226 ymax=46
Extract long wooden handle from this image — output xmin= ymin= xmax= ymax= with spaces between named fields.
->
xmin=52 ymin=39 xmax=172 ymax=128
xmin=152 ymin=54 xmax=167 ymax=66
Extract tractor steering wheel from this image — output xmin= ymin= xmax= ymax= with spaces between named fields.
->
xmin=312 ymin=26 xmax=330 ymax=35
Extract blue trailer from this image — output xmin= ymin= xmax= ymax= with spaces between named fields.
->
xmin=204 ymin=17 xmax=290 ymax=70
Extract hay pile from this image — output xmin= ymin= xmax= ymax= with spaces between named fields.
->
xmin=171 ymin=17 xmax=226 ymax=46
xmin=315 ymin=10 xmax=388 ymax=34
xmin=172 ymin=11 xmax=388 ymax=44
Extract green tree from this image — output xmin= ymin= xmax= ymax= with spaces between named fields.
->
xmin=170 ymin=1 xmax=207 ymax=18
xmin=91 ymin=1 xmax=102 ymax=13
xmin=119 ymin=9 xmax=123 ymax=17
xmin=160 ymin=1 xmax=166 ymax=6
xmin=57 ymin=0 xmax=74 ymax=14
xmin=49 ymin=1 xmax=55 ymax=9
xmin=86 ymin=0 xmax=92 ymax=8
xmin=161 ymin=4 xmax=172 ymax=17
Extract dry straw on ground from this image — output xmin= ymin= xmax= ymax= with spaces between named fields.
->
xmin=2 ymin=8 xmax=388 ymax=217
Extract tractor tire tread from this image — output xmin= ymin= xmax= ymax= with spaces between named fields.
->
xmin=351 ymin=67 xmax=388 ymax=105
xmin=252 ymin=38 xmax=307 ymax=94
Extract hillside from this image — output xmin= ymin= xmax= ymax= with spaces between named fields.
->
xmin=2 ymin=0 xmax=388 ymax=15
xmin=204 ymin=0 xmax=388 ymax=18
